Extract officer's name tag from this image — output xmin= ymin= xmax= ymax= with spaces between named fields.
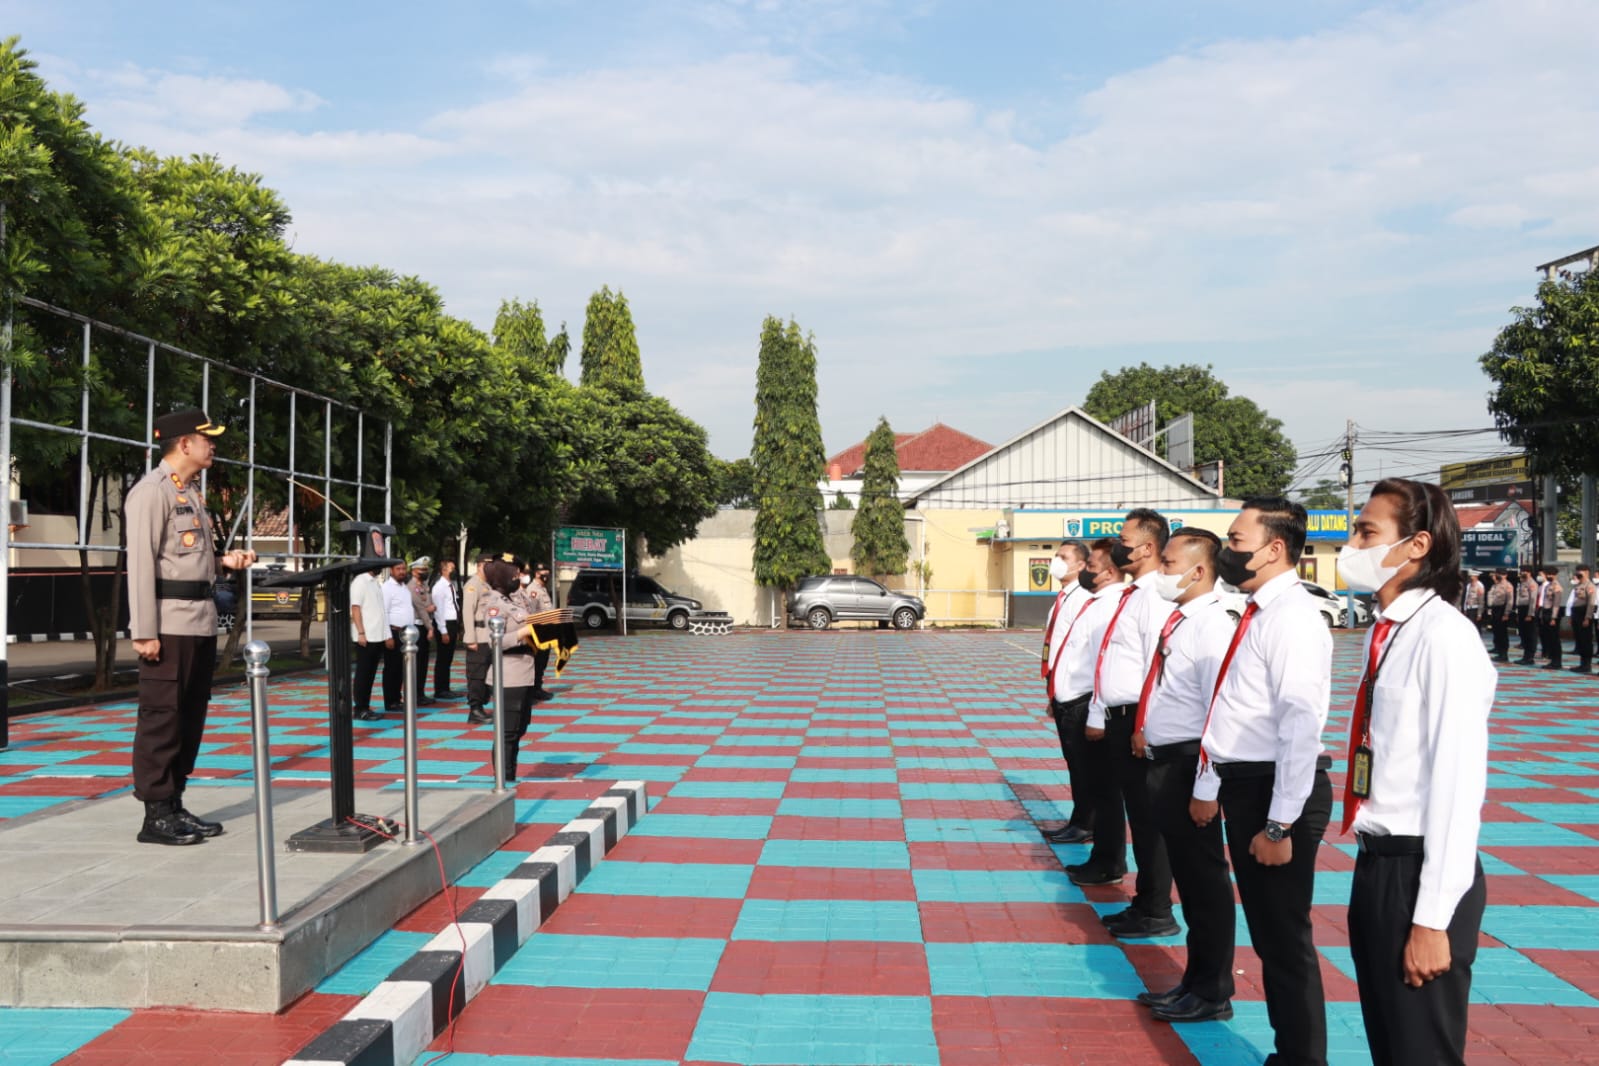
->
xmin=1351 ymin=745 xmax=1373 ymax=799
xmin=175 ymin=504 xmax=194 ymax=515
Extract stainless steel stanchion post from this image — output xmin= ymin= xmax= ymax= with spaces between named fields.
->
xmin=244 ymin=640 xmax=279 ymax=930
xmin=487 ymin=615 xmax=507 ymax=793
xmin=401 ymin=624 xmax=420 ymax=845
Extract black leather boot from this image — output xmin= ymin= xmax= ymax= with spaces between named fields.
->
xmin=138 ymin=798 xmax=206 ymax=846
xmin=174 ymin=792 xmax=224 ymax=837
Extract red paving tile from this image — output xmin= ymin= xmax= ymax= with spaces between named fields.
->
xmin=745 ymin=866 xmax=918 ymax=901
xmin=650 ymin=795 xmax=782 ymax=817
xmin=766 ymin=815 xmax=905 ymax=840
xmin=919 ymin=902 xmax=1116 ymax=945
xmin=1484 ymin=847 xmax=1599 ymax=876
xmin=908 ymin=840 xmax=1065 ymax=870
xmin=1522 ymin=949 xmax=1599 ymax=999
xmin=710 ymin=940 xmax=931 ymax=995
xmin=439 ymin=986 xmax=704 ymax=1059
xmin=608 ymin=836 xmax=766 ymax=865
xmin=1488 ymin=874 xmax=1599 ymax=907
xmin=543 ymin=893 xmax=744 ymax=939
xmin=782 ymin=780 xmax=903 ymax=800
xmin=394 ymin=886 xmax=488 ymax=933
xmin=932 ymin=995 xmax=1198 ymax=1066
xmin=59 ymin=993 xmax=360 ymax=1065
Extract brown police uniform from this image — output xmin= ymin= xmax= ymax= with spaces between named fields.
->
xmin=462 ymin=566 xmax=491 ymax=715
xmin=483 ymin=586 xmax=539 ymax=780
xmin=407 ymin=570 xmax=436 ymax=704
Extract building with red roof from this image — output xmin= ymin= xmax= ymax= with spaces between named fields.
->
xmin=822 ymin=422 xmax=994 ymax=504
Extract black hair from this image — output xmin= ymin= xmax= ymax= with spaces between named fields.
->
xmin=1056 ymin=540 xmax=1089 ymax=564
xmin=1369 ymin=478 xmax=1461 ymax=603
xmin=483 ymin=559 xmax=522 ymax=596
xmin=1169 ymin=526 xmax=1221 ymax=568
xmin=1240 ymin=495 xmax=1308 ymax=563
xmin=1123 ymin=508 xmax=1170 ymax=550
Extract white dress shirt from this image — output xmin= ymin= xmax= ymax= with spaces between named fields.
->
xmin=1052 ymin=582 xmax=1124 ymax=703
xmin=1141 ymin=591 xmax=1236 ymax=747
xmin=349 ymin=571 xmax=390 ymax=643
xmin=1089 ymin=570 xmax=1165 ymax=727
xmin=1043 ymin=581 xmax=1093 ymax=695
xmin=1351 ymin=588 xmax=1495 ymax=930
xmin=432 ymin=575 xmax=459 ymax=624
xmin=382 ymin=575 xmax=415 ymax=629
xmin=1194 ymin=569 xmax=1332 ymax=822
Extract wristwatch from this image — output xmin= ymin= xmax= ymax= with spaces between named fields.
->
xmin=1264 ymin=820 xmax=1292 ymax=842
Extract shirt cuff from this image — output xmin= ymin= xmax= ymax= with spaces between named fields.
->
xmin=1193 ymin=768 xmax=1220 ymax=802
xmin=1411 ymin=892 xmax=1458 ymax=931
xmin=1087 ymin=704 xmax=1106 ymax=730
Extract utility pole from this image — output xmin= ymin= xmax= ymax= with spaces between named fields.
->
xmin=1341 ymin=419 xmax=1357 ymax=628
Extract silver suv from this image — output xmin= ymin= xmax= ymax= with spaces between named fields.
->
xmin=790 ymin=575 xmax=925 ymax=631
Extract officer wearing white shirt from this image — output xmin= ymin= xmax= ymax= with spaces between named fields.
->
xmin=1194 ymin=496 xmax=1334 ymax=1066
xmin=1038 ymin=541 xmax=1095 ymax=843
xmin=1131 ymin=527 xmax=1239 ymax=1023
xmin=349 ymin=567 xmax=390 ymax=721
xmin=380 ymin=561 xmax=416 ymax=714
xmin=1053 ymin=539 xmax=1129 ymax=884
xmin=1339 ymin=479 xmax=1493 ymax=1065
xmin=1086 ymin=508 xmax=1177 ymax=938
xmin=431 ymin=560 xmax=461 ymax=699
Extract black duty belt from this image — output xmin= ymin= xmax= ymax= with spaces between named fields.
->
xmin=1215 ymin=754 xmax=1332 ymax=780
xmin=502 ymin=646 xmax=532 ymax=657
xmin=1104 ymin=703 xmax=1137 ymax=718
xmin=155 ymin=579 xmax=213 ymax=601
xmin=1050 ymin=693 xmax=1091 ymax=712
xmin=1145 ymin=739 xmax=1201 ymax=762
xmin=1356 ymin=833 xmax=1423 ymax=857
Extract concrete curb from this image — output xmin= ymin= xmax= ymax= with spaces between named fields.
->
xmin=283 ymin=780 xmax=647 ymax=1066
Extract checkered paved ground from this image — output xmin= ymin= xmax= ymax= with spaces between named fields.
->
xmin=2 ymin=629 xmax=1598 ymax=1064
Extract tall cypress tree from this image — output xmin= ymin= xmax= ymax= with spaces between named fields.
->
xmin=579 ymin=285 xmax=644 ymax=392
xmin=850 ymin=416 xmax=909 ymax=577
xmin=752 ymin=316 xmax=830 ymax=592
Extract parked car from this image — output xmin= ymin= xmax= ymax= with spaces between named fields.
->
xmin=567 ymin=571 xmax=715 ymax=631
xmin=1303 ymin=580 xmax=1370 ymax=627
xmin=789 ymin=575 xmax=925 ymax=630
xmin=1216 ymin=579 xmax=1359 ymax=629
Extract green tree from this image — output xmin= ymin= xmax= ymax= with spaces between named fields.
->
xmin=579 ymin=285 xmax=643 ymax=392
xmin=546 ymin=322 xmax=571 ymax=376
xmin=829 ymin=490 xmax=854 ymax=510
xmin=716 ymin=457 xmax=755 ymax=508
xmin=850 ymin=417 xmax=909 ymax=576
xmin=1481 ymin=269 xmax=1599 ymax=481
xmin=492 ymin=297 xmax=547 ymax=371
xmin=1296 ymin=478 xmax=1346 ymax=510
xmin=1082 ymin=363 xmax=1297 ymax=499
xmin=751 ymin=316 xmax=829 ymax=591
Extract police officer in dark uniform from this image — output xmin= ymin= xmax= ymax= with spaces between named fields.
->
xmin=461 ymin=550 xmax=494 ymax=724
xmin=126 ymin=408 xmax=257 ymax=845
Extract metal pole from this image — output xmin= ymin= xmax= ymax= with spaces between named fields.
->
xmin=76 ymin=322 xmax=90 ymax=546
xmin=1542 ymin=474 xmax=1560 ymax=566
xmin=621 ymin=534 xmax=628 ymax=637
xmin=286 ymin=392 xmax=296 ymax=566
xmin=401 ymin=623 xmax=420 ymax=844
xmin=244 ymin=640 xmax=279 ymax=930
xmin=0 ymin=202 xmax=12 ymax=750
xmin=200 ymin=363 xmax=210 ymax=499
xmin=325 ymin=402 xmax=334 ymax=553
xmin=1583 ymin=475 xmax=1597 ymax=569
xmin=144 ymin=342 xmax=155 ymax=473
xmin=354 ymin=409 xmax=362 ymax=524
xmin=383 ymin=421 xmax=392 ymax=527
xmin=488 ymin=615 xmax=507 ymax=792
xmin=1344 ymin=419 xmax=1357 ymax=628
xmin=246 ymin=377 xmax=257 ymax=644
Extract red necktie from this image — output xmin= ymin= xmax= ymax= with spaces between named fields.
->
xmin=1341 ymin=618 xmax=1396 ymax=833
xmin=1091 ymin=585 xmax=1138 ymax=704
xmin=1046 ymin=597 xmax=1096 ymax=693
xmin=1197 ymin=600 xmax=1259 ymax=771
xmin=1135 ymin=607 xmax=1186 ymax=733
xmin=1040 ymin=588 xmax=1069 ymax=679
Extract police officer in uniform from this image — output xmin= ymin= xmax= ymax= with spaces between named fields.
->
xmin=528 ymin=561 xmax=556 ymax=700
xmin=462 ymin=551 xmax=493 ymax=724
xmin=407 ymin=557 xmax=437 ymax=705
xmin=127 ymin=408 xmax=257 ymax=845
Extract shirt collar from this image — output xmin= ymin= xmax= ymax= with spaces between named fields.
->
xmin=1178 ymin=590 xmax=1221 ymax=617
xmin=1247 ymin=568 xmax=1302 ymax=607
xmin=1132 ymin=570 xmax=1159 ymax=589
xmin=1373 ymin=586 xmax=1435 ymax=624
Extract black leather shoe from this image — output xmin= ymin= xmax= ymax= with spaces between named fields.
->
xmin=1099 ymin=906 xmax=1136 ymax=927
xmin=1516 ymin=659 xmax=1536 ymax=666
xmin=1043 ymin=824 xmax=1093 ymax=845
xmin=1108 ymin=913 xmax=1180 ymax=939
xmin=467 ymin=710 xmax=493 ymax=725
xmin=1136 ymin=984 xmax=1188 ymax=1009
xmin=1066 ymin=864 xmax=1127 ymax=886
xmin=174 ymin=804 xmax=224 ymax=838
xmin=355 ymin=710 xmax=383 ymax=722
xmin=531 ymin=688 xmax=554 ymax=702
xmin=137 ymin=800 xmax=205 ymax=846
xmin=1152 ymin=992 xmax=1234 ymax=1023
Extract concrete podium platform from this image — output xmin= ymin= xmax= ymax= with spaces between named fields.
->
xmin=0 ymin=783 xmax=514 ymax=1013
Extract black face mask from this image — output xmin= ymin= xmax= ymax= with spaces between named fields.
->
xmin=1215 ymin=545 xmax=1262 ymax=588
xmin=1079 ymin=567 xmax=1101 ymax=592
xmin=1109 ymin=542 xmax=1135 ymax=569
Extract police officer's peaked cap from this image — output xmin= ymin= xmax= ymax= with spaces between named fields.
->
xmin=409 ymin=556 xmax=432 ymax=570
xmin=476 ymin=550 xmax=496 ymax=563
xmin=153 ymin=408 xmax=225 ymax=441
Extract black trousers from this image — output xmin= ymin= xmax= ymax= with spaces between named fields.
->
xmin=501 ymin=684 xmax=536 ymax=780
xmin=1049 ymin=695 xmax=1096 ymax=830
xmin=133 ymin=633 xmax=217 ymax=802
xmin=1539 ymin=610 xmax=1562 ymax=666
xmin=1220 ymin=767 xmax=1333 ymax=1066
xmin=534 ymin=646 xmax=551 ymax=689
xmin=414 ymin=626 xmax=433 ymax=701
xmin=1464 ymin=607 xmax=1481 ymax=630
xmin=1349 ymin=846 xmax=1485 ymax=1066
xmin=1516 ymin=612 xmax=1538 ymax=660
xmin=1573 ymin=616 xmax=1593 ymax=667
xmin=1104 ymin=707 xmax=1171 ymax=918
xmin=1488 ymin=606 xmax=1509 ymax=658
xmin=383 ymin=628 xmax=406 ymax=709
xmin=1149 ymin=751 xmax=1235 ymax=1002
xmin=352 ymin=638 xmax=384 ymax=715
xmin=434 ymin=619 xmax=460 ymax=695
xmin=465 ymin=642 xmax=491 ymax=710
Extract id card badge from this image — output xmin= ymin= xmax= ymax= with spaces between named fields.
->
xmin=1351 ymin=745 xmax=1373 ymax=799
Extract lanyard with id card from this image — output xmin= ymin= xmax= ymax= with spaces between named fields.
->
xmin=1350 ymin=594 xmax=1436 ymax=799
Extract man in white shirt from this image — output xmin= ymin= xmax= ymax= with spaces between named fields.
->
xmin=432 ymin=559 xmax=461 ymax=699
xmin=380 ymin=560 xmax=416 ymax=713
xmin=349 ymin=566 xmax=390 ymax=721
xmin=1087 ymin=508 xmax=1178 ymax=939
xmin=1194 ymin=496 xmax=1334 ymax=1065
xmin=1132 ymin=527 xmax=1239 ymax=1023
xmin=1037 ymin=541 xmax=1094 ymax=843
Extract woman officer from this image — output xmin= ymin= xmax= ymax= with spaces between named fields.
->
xmin=480 ymin=554 xmax=540 ymax=782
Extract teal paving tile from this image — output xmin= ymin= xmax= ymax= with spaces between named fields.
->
xmin=459 ymin=848 xmax=535 ymax=887
xmin=613 ymin=742 xmax=712 ymax=756
xmin=539 ymin=732 xmax=632 ymax=744
xmin=686 ymin=993 xmax=938 ymax=1066
xmin=1546 ymin=875 xmax=1599 ymax=903
xmin=898 ymin=782 xmax=1011 ymax=801
xmin=926 ymin=941 xmax=1144 ymax=997
xmin=806 ymin=728 xmax=892 ymax=738
xmin=904 ymin=818 xmax=1039 ymax=843
xmin=695 ymin=755 xmax=798 ymax=769
xmin=1176 ymin=999 xmax=1371 ymax=1065
xmin=512 ymin=798 xmax=596 ymax=824
xmin=0 ymin=1007 xmax=130 ymax=1064
xmin=1477 ymin=822 xmax=1597 ymax=847
xmin=422 ymin=1057 xmax=677 ymax=1066
xmin=799 ymin=745 xmax=896 ymax=759
xmin=1 ymin=749 xmax=107 ymax=764
xmin=732 ymin=899 xmax=924 ymax=942
xmin=1481 ymin=905 xmax=1599 ymax=950
xmin=776 ymin=798 xmax=903 ymax=819
xmin=670 ymin=780 xmax=790 ymax=799
xmin=985 ymin=745 xmax=1059 ymax=758
xmin=574 ymin=764 xmax=687 ymax=782
xmin=731 ymin=718 xmax=812 ymax=730
xmin=889 ymin=736 xmax=979 ymax=748
xmin=715 ymin=734 xmax=805 ymax=747
xmin=0 ymin=795 xmax=73 ymax=817
xmin=887 ymin=719 xmax=963 ymax=730
xmin=582 ymin=715 xmax=655 ymax=725
xmin=316 ymin=930 xmax=433 ymax=994
xmin=1505 ymin=802 xmax=1599 ymax=824
xmin=629 ymin=813 xmax=773 ymax=839
xmin=579 ymin=861 xmax=754 ymax=899
xmin=895 ymin=756 xmax=997 ymax=770
xmin=367 ymin=758 xmax=486 ymax=776
xmin=640 ymin=723 xmax=724 ymax=735
xmin=1320 ymin=945 xmax=1598 ymax=1007
xmin=789 ymin=767 xmax=898 ymax=784
xmin=492 ymin=934 xmax=724 ymax=990
xmin=913 ymin=868 xmax=1086 ymax=904
xmin=759 ymin=839 xmax=911 ymax=870
xmin=1000 ymin=769 xmax=1071 ymax=786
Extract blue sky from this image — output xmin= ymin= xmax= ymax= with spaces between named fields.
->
xmin=6 ymin=0 xmax=1597 ymax=487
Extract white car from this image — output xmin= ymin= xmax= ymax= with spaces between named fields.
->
xmin=1215 ymin=580 xmax=1360 ymax=629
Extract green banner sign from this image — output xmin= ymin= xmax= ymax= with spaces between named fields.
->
xmin=555 ymin=526 xmax=625 ymax=570
xmin=1461 ymin=528 xmax=1519 ymax=569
